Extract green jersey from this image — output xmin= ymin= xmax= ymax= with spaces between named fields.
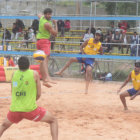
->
xmin=10 ymin=69 xmax=37 ymax=112
xmin=37 ymin=16 xmax=52 ymax=39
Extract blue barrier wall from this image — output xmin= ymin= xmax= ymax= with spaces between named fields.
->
xmin=0 ymin=51 xmax=140 ymax=60
xmin=0 ymin=16 xmax=140 ymax=20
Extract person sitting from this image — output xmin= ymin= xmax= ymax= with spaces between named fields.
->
xmin=103 ymin=30 xmax=113 ymax=53
xmin=121 ymin=30 xmax=130 ymax=54
xmin=2 ymin=29 xmax=11 ymax=47
xmin=19 ymin=28 xmax=35 ymax=48
xmin=15 ymin=19 xmax=25 ymax=40
xmin=5 ymin=56 xmax=15 ymax=67
xmin=57 ymin=20 xmax=65 ymax=37
xmin=105 ymin=73 xmax=112 ymax=81
xmin=11 ymin=23 xmax=18 ymax=40
xmin=83 ymin=28 xmax=94 ymax=42
xmin=64 ymin=20 xmax=71 ymax=32
xmin=11 ymin=20 xmax=24 ymax=40
xmin=16 ymin=19 xmax=25 ymax=31
xmin=111 ymin=29 xmax=123 ymax=53
xmin=97 ymin=28 xmax=104 ymax=42
xmin=0 ymin=21 xmax=2 ymax=28
xmin=90 ymin=25 xmax=96 ymax=36
xmin=28 ymin=28 xmax=36 ymax=42
xmin=118 ymin=20 xmax=129 ymax=33
xmin=50 ymin=35 xmax=55 ymax=50
xmin=130 ymin=32 xmax=139 ymax=56
xmin=31 ymin=19 xmax=39 ymax=35
xmin=0 ymin=21 xmax=2 ymax=32
xmin=80 ymin=28 xmax=94 ymax=46
xmin=109 ymin=22 xmax=116 ymax=34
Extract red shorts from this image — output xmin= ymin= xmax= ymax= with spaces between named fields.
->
xmin=7 ymin=107 xmax=46 ymax=123
xmin=37 ymin=39 xmax=51 ymax=55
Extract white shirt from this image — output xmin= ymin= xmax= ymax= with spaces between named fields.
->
xmin=83 ymin=33 xmax=94 ymax=41
xmin=106 ymin=73 xmax=112 ymax=78
xmin=123 ymin=35 xmax=127 ymax=44
xmin=28 ymin=29 xmax=36 ymax=42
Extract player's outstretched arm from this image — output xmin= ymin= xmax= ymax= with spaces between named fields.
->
xmin=117 ymin=72 xmax=131 ymax=93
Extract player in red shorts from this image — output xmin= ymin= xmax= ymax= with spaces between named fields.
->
xmin=0 ymin=56 xmax=58 ymax=140
xmin=37 ymin=8 xmax=58 ymax=87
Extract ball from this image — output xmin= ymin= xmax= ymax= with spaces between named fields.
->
xmin=33 ymin=50 xmax=46 ymax=63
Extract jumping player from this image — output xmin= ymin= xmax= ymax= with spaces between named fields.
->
xmin=37 ymin=8 xmax=58 ymax=87
xmin=118 ymin=61 xmax=140 ymax=110
xmin=0 ymin=56 xmax=58 ymax=140
xmin=55 ymin=30 xmax=103 ymax=94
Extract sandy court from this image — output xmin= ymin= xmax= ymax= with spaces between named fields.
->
xmin=1 ymin=79 xmax=140 ymax=140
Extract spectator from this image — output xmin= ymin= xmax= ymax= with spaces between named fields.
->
xmin=118 ymin=20 xmax=129 ymax=32
xmin=80 ymin=28 xmax=94 ymax=45
xmin=121 ymin=30 xmax=130 ymax=54
xmin=15 ymin=19 xmax=25 ymax=39
xmin=28 ymin=28 xmax=36 ymax=42
xmin=111 ymin=29 xmax=122 ymax=53
xmin=104 ymin=30 xmax=113 ymax=53
xmin=2 ymin=29 xmax=11 ymax=46
xmin=130 ymin=32 xmax=139 ymax=56
xmin=57 ymin=20 xmax=65 ymax=37
xmin=50 ymin=35 xmax=55 ymax=50
xmin=18 ymin=30 xmax=29 ymax=48
xmin=108 ymin=30 xmax=113 ymax=40
xmin=11 ymin=23 xmax=18 ymax=40
xmin=57 ymin=20 xmax=63 ymax=32
xmin=15 ymin=19 xmax=25 ymax=31
xmin=19 ymin=28 xmax=35 ymax=48
xmin=0 ymin=21 xmax=2 ymax=34
xmin=83 ymin=28 xmax=94 ymax=42
xmin=0 ymin=21 xmax=2 ymax=30
xmin=90 ymin=25 xmax=96 ymax=36
xmin=109 ymin=22 xmax=116 ymax=34
xmin=5 ymin=56 xmax=15 ymax=67
xmin=31 ymin=19 xmax=39 ymax=35
xmin=64 ymin=20 xmax=71 ymax=32
xmin=105 ymin=73 xmax=112 ymax=81
xmin=97 ymin=28 xmax=104 ymax=42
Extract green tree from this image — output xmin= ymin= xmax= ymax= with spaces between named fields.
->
xmin=102 ymin=2 xmax=139 ymax=27
xmin=103 ymin=2 xmax=116 ymax=15
xmin=103 ymin=2 xmax=137 ymax=15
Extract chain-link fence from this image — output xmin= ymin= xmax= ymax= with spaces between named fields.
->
xmin=48 ymin=56 xmax=135 ymax=81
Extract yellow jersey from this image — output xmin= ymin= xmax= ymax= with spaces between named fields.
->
xmin=83 ymin=38 xmax=101 ymax=55
xmin=131 ymin=70 xmax=140 ymax=90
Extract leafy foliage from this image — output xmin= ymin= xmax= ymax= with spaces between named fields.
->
xmin=102 ymin=2 xmax=137 ymax=15
xmin=101 ymin=2 xmax=139 ymax=27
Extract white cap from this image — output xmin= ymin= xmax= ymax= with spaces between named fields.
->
xmin=115 ymin=29 xmax=120 ymax=32
xmin=96 ymin=30 xmax=101 ymax=35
